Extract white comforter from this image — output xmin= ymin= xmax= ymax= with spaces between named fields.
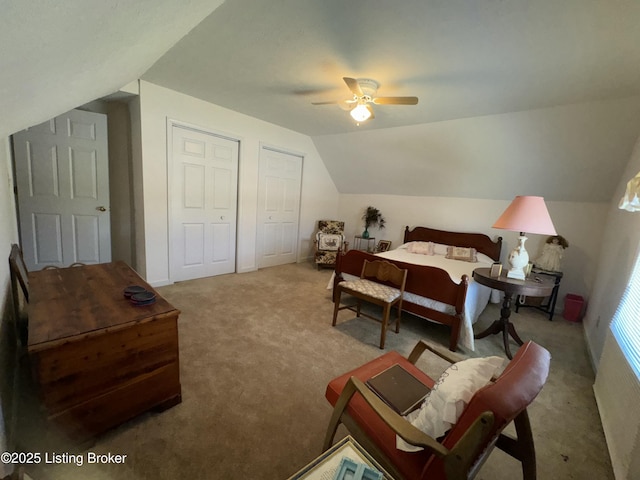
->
xmin=329 ymin=245 xmax=499 ymax=351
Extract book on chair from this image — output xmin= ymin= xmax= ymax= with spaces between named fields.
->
xmin=366 ymin=364 xmax=431 ymax=416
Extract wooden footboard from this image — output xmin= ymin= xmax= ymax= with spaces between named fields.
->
xmin=334 ymin=250 xmax=468 ymax=351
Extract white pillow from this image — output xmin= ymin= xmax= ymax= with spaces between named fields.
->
xmin=399 ymin=242 xmax=447 ymax=255
xmin=432 ymin=243 xmax=449 ymax=255
xmin=397 ymin=356 xmax=504 ymax=452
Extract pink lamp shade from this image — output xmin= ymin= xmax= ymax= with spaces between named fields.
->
xmin=493 ymin=196 xmax=557 ymax=235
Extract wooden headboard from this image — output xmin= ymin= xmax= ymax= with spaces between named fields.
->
xmin=403 ymin=226 xmax=502 ymax=261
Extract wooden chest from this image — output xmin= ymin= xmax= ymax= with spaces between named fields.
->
xmin=28 ymin=262 xmax=181 ymax=442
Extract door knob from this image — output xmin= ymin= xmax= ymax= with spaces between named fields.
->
xmin=96 ymin=206 xmax=106 ymax=212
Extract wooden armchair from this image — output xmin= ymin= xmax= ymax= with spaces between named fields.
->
xmin=324 ymin=341 xmax=551 ymax=480
xmin=314 ymin=220 xmax=348 ymax=269
xmin=332 ymin=259 xmax=408 ymax=349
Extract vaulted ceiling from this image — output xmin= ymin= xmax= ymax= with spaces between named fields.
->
xmin=144 ymin=0 xmax=640 ymax=137
xmin=0 ymin=0 xmax=224 ymax=138
xmin=4 ymin=0 xmax=640 ymax=202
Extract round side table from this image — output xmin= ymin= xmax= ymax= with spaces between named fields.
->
xmin=473 ymin=267 xmax=555 ymax=358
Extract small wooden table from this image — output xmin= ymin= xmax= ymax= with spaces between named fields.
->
xmin=473 ymin=267 xmax=554 ymax=359
xmin=28 ymin=261 xmax=182 ymax=442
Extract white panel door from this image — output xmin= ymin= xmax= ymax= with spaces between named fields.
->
xmin=170 ymin=125 xmax=238 ymax=281
xmin=257 ymin=147 xmax=302 ymax=268
xmin=13 ymin=109 xmax=111 ymax=270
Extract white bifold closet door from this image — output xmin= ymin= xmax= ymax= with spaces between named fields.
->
xmin=256 ymin=146 xmax=303 ymax=269
xmin=170 ymin=125 xmax=238 ymax=281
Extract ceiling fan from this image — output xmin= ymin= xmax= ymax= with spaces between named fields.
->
xmin=312 ymin=77 xmax=418 ymax=122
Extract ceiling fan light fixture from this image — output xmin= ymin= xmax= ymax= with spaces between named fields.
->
xmin=313 ymin=77 xmax=417 ymax=123
xmin=350 ymin=103 xmax=372 ymax=122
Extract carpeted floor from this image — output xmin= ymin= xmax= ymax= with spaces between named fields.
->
xmin=17 ymin=262 xmax=613 ymax=479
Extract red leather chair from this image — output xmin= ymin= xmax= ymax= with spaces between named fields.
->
xmin=323 ymin=341 xmax=551 ymax=480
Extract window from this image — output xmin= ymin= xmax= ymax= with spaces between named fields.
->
xmin=611 ymin=252 xmax=640 ymax=379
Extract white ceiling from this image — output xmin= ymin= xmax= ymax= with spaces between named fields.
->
xmin=4 ymin=0 xmax=640 ymax=202
xmin=142 ymin=0 xmax=640 ymax=201
xmin=0 ymin=0 xmax=224 ymax=138
xmin=143 ymin=0 xmax=640 ymax=136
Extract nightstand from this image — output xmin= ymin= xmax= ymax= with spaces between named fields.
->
xmin=353 ymin=235 xmax=376 ymax=252
xmin=515 ymin=268 xmax=563 ymax=321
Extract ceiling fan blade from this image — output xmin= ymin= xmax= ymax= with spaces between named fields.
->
xmin=343 ymin=77 xmax=363 ymax=97
xmin=311 ymin=101 xmax=339 ymax=105
xmin=366 ymin=104 xmax=375 ymax=119
xmin=372 ymin=96 xmax=419 ymax=105
xmin=338 ymin=100 xmax=356 ymax=111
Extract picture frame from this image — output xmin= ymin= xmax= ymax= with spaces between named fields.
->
xmin=490 ymin=262 xmax=503 ymax=278
xmin=375 ymin=240 xmax=392 ymax=253
xmin=524 ymin=262 xmax=534 ymax=277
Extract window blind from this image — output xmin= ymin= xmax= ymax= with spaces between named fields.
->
xmin=611 ymin=253 xmax=640 ymax=380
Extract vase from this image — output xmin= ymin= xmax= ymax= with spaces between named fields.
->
xmin=361 ymin=228 xmax=369 ymax=239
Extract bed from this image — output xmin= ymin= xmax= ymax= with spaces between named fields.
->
xmin=332 ymin=226 xmax=502 ymax=351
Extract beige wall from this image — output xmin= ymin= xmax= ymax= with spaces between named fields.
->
xmin=106 ymin=101 xmax=135 ymax=267
xmin=137 ymin=81 xmax=339 ymax=285
xmin=129 ymin=95 xmax=146 ymax=276
xmin=0 ymin=136 xmax=19 ymax=476
xmin=584 ymin=132 xmax=640 ymax=367
xmin=317 ymin=97 xmax=640 ymax=202
xmin=0 ymin=137 xmax=18 ymax=256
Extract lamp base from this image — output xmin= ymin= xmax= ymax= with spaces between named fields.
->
xmin=506 ymin=235 xmax=529 ymax=281
xmin=506 ymin=268 xmax=526 ymax=280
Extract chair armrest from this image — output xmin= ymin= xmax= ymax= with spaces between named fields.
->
xmin=324 ymin=376 xmax=496 ymax=479
xmin=407 ymin=340 xmax=464 ymax=365
xmin=323 ymin=376 xmax=449 ymax=457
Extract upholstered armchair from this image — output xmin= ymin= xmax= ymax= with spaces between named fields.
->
xmin=314 ymin=220 xmax=348 ymax=269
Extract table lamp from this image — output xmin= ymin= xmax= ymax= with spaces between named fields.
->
xmin=493 ymin=196 xmax=557 ymax=280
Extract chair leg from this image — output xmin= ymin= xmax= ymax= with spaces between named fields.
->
xmin=356 ymin=300 xmax=361 ymax=317
xmin=379 ymin=304 xmax=391 ymax=349
xmin=514 ymin=409 xmax=537 ymax=480
xmin=332 ymin=289 xmax=342 ymax=326
xmin=395 ymin=303 xmax=401 ymax=333
xmin=495 ymin=409 xmax=537 ymax=480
